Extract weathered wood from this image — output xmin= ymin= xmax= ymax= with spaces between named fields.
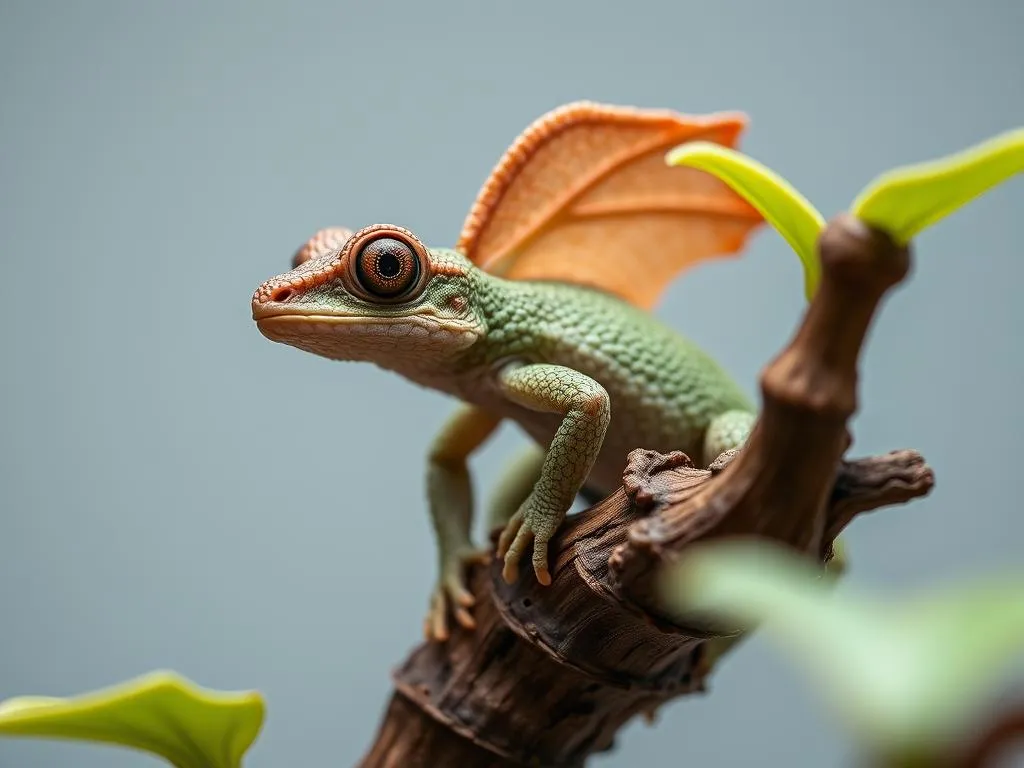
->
xmin=358 ymin=216 xmax=935 ymax=767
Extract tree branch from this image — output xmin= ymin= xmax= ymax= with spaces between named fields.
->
xmin=962 ymin=705 xmax=1024 ymax=768
xmin=357 ymin=216 xmax=934 ymax=767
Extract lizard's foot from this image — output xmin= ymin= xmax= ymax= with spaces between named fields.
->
xmin=702 ymin=409 xmax=756 ymax=467
xmin=496 ymin=495 xmax=565 ymax=586
xmin=423 ymin=547 xmax=491 ymax=643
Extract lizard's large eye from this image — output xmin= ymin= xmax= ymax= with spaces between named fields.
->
xmin=343 ymin=225 xmax=430 ymax=303
xmin=354 ymin=236 xmax=421 ymax=299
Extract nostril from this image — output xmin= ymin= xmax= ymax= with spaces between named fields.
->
xmin=270 ymin=286 xmax=296 ymax=303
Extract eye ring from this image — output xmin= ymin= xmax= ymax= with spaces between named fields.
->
xmin=343 ymin=225 xmax=430 ymax=303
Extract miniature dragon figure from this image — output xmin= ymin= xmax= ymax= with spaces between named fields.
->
xmin=252 ymin=102 xmax=768 ymax=640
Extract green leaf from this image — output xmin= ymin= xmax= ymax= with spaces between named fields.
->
xmin=666 ymin=541 xmax=1024 ymax=756
xmin=667 ymin=142 xmax=825 ymax=300
xmin=851 ymin=127 xmax=1024 ymax=244
xmin=0 ymin=670 xmax=265 ymax=768
xmin=896 ymin=580 xmax=1024 ymax=741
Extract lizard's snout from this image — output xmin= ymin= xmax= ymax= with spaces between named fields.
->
xmin=251 ymin=278 xmax=299 ymax=320
xmin=252 ymin=228 xmax=356 ymax=321
xmin=263 ymin=285 xmax=296 ymax=304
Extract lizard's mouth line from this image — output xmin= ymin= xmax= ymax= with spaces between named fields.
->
xmin=252 ymin=305 xmax=483 ymax=354
xmin=253 ymin=312 xmax=470 ymax=346
xmin=254 ymin=311 xmax=392 ymax=325
xmin=255 ymin=314 xmax=407 ymax=341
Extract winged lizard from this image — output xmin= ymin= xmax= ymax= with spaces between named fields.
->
xmin=251 ymin=102 xmax=768 ymax=640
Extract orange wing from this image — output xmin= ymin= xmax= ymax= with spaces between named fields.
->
xmin=457 ymin=102 xmax=766 ymax=309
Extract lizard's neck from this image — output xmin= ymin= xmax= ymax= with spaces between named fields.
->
xmin=375 ymin=269 xmax=542 ymax=399
xmin=373 ymin=357 xmax=480 ymax=398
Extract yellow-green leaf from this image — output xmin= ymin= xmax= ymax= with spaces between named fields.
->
xmin=667 ymin=142 xmax=825 ymax=300
xmin=0 ymin=670 xmax=265 ymax=768
xmin=851 ymin=127 xmax=1024 ymax=244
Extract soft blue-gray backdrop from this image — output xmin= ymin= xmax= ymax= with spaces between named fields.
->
xmin=2 ymin=1 xmax=1022 ymax=766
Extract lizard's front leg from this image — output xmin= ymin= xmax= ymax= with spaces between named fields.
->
xmin=495 ymin=363 xmax=611 ymax=586
xmin=425 ymin=403 xmax=502 ymax=642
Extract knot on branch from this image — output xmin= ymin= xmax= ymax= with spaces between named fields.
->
xmin=622 ymin=448 xmax=704 ymax=514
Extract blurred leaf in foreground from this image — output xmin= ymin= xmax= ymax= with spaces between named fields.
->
xmin=665 ymin=541 xmax=1024 ymax=761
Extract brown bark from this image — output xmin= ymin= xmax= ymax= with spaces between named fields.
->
xmin=358 ymin=215 xmax=936 ymax=768
xmin=960 ymin=705 xmax=1024 ymax=768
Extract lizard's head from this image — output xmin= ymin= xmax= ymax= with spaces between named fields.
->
xmin=252 ymin=224 xmax=486 ymax=373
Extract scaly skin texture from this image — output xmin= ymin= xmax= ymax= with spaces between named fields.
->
xmin=252 ymin=225 xmax=755 ymax=641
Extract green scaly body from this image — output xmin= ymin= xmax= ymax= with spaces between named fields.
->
xmin=442 ymin=253 xmax=753 ymax=481
xmin=253 ymin=234 xmax=756 ymax=640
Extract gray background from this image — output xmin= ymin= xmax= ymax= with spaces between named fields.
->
xmin=1 ymin=1 xmax=1022 ymax=766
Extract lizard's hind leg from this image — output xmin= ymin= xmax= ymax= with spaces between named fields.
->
xmin=425 ymin=404 xmax=502 ymax=642
xmin=702 ymin=409 xmax=757 ymax=466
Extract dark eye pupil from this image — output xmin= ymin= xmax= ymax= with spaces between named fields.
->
xmin=355 ymin=235 xmax=420 ymax=299
xmin=377 ymin=251 xmax=402 ymax=278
